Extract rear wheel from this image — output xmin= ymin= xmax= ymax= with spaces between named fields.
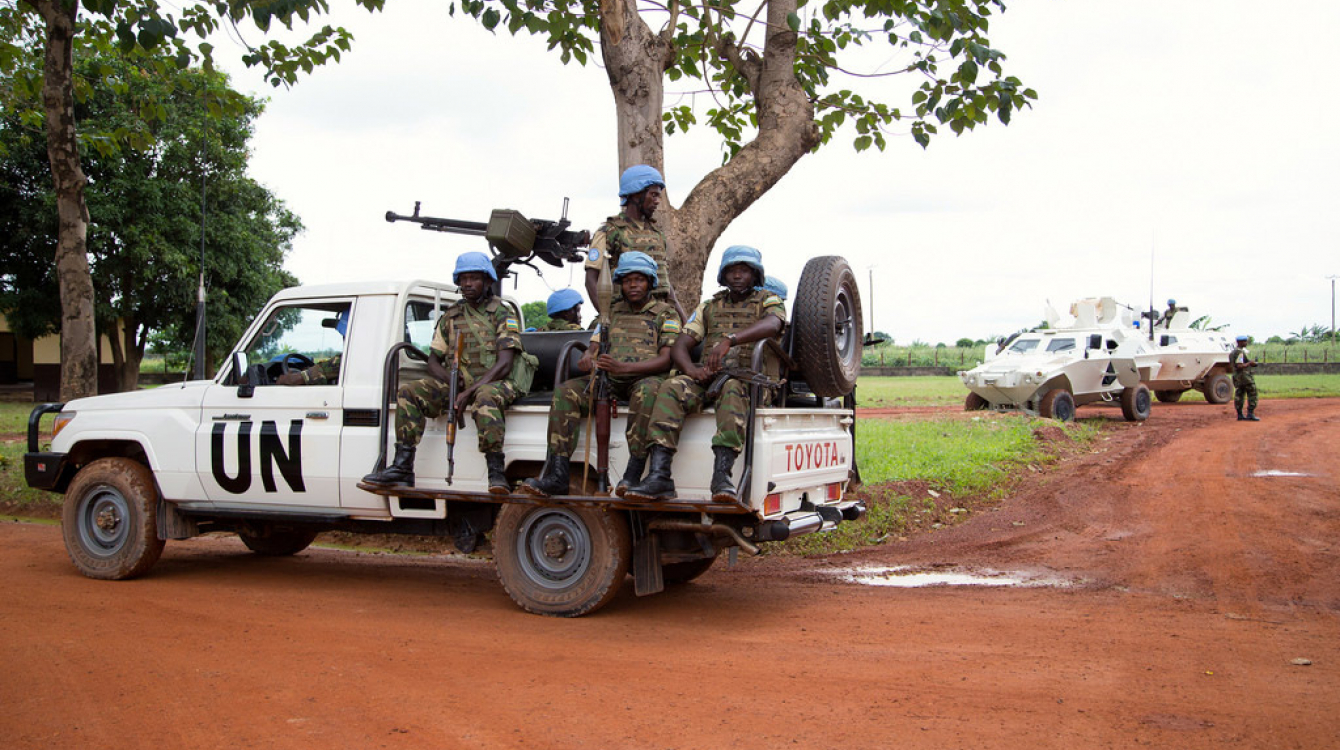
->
xmin=1038 ymin=388 xmax=1076 ymax=422
xmin=62 ymin=458 xmax=165 ymax=580
xmin=1154 ymin=389 xmax=1185 ymax=403
xmin=1202 ymin=372 xmax=1233 ymax=404
xmin=793 ymin=256 xmax=863 ymax=398
xmin=1120 ymin=384 xmax=1153 ymax=421
xmin=494 ymin=504 xmax=631 ymax=617
xmin=662 ymin=555 xmax=717 ymax=585
xmin=964 ymin=392 xmax=990 ymax=411
xmin=238 ymin=525 xmax=318 ymax=556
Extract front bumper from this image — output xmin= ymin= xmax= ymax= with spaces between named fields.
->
xmin=25 ymin=452 xmax=67 ymax=492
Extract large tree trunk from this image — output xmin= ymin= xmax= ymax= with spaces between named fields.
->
xmin=105 ymin=317 xmax=142 ymax=392
xmin=600 ymin=0 xmax=819 ymax=309
xmin=33 ymin=0 xmax=98 ymax=401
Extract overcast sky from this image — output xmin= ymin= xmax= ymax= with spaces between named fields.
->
xmin=214 ymin=0 xmax=1340 ymax=345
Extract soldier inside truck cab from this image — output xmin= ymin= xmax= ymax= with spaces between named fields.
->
xmin=363 ymin=252 xmax=523 ymax=493
xmin=521 ymin=251 xmax=681 ymax=498
xmin=625 ymin=245 xmax=785 ymax=503
xmin=276 ymin=310 xmax=348 ymax=386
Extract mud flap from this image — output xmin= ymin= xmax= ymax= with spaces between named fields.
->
xmin=633 ymin=534 xmax=664 ymax=597
xmin=157 ymin=498 xmax=199 ymax=540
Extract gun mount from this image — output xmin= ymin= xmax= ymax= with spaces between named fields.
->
xmin=386 ymin=199 xmax=591 ymax=281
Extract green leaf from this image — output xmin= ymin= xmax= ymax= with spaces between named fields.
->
xmin=787 ymin=12 xmax=800 ymax=32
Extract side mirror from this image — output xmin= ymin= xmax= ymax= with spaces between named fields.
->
xmin=1106 ymin=340 xmax=1117 ymax=351
xmin=1088 ymin=334 xmax=1103 ymax=350
xmin=231 ymin=351 xmax=256 ymax=397
xmin=1159 ymin=335 xmax=1171 ymax=347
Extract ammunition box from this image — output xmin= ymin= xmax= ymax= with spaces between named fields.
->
xmin=487 ymin=209 xmax=537 ymax=257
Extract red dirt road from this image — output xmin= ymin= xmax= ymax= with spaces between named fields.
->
xmin=3 ymin=399 xmax=1338 ymax=749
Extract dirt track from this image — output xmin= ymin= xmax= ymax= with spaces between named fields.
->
xmin=3 ymin=399 xmax=1338 ymax=748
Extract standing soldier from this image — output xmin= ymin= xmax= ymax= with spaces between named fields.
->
xmin=585 ymin=164 xmax=687 ymax=322
xmin=625 ymin=246 xmax=785 ymax=503
xmin=1229 ymin=334 xmax=1260 ymax=421
xmin=542 ymin=289 xmax=584 ymax=331
xmin=363 ymin=252 xmax=523 ymax=492
xmin=522 ymin=252 xmax=681 ymax=497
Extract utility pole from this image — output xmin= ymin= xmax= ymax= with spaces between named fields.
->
xmin=1329 ymin=275 xmax=1339 ymax=347
xmin=868 ymin=266 xmax=874 ymax=338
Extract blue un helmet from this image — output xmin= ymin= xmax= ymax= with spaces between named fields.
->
xmin=761 ymin=275 xmax=788 ymax=301
xmin=613 ymin=250 xmax=659 ymax=289
xmin=546 ymin=288 xmax=584 ymax=316
xmin=619 ymin=164 xmax=665 ymax=206
xmin=453 ymin=251 xmax=498 ymax=284
xmin=1167 ymin=298 xmax=1177 ymax=306
xmin=1235 ymin=334 xmax=1250 ymax=344
xmin=335 ymin=309 xmax=349 ymax=337
xmin=717 ymin=245 xmax=765 ymax=286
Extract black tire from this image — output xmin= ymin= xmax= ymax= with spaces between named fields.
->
xmin=494 ymin=504 xmax=631 ymax=617
xmin=238 ymin=526 xmax=318 ymax=556
xmin=1120 ymin=383 xmax=1153 ymax=421
xmin=1037 ymin=388 xmax=1076 ymax=422
xmin=1202 ymin=372 xmax=1233 ymax=404
xmin=792 ymin=256 xmax=863 ymax=398
xmin=662 ymin=555 xmax=717 ymax=585
xmin=964 ymin=392 xmax=990 ymax=411
xmin=62 ymin=458 xmax=165 ymax=580
xmin=1154 ymin=389 xmax=1185 ymax=403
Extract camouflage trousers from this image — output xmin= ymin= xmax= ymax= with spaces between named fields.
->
xmin=645 ymin=373 xmax=749 ymax=452
xmin=546 ymin=375 xmax=663 ymax=457
xmin=394 ymin=377 xmax=518 ymax=453
xmin=1233 ymin=376 xmax=1259 ymax=410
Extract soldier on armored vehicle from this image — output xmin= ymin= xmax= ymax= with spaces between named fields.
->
xmin=522 ymin=251 xmax=681 ymax=498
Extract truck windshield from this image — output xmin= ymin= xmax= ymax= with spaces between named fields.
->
xmin=1045 ymin=338 xmax=1076 ymax=353
xmin=1008 ymin=338 xmax=1040 ymax=354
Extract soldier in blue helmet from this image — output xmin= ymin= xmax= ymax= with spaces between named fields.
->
xmin=1229 ymin=334 xmax=1260 ymax=421
xmin=625 ymin=245 xmax=785 ymax=503
xmin=542 ymin=288 xmax=584 ymax=331
xmin=1157 ymin=298 xmax=1187 ymax=328
xmin=364 ymin=251 xmax=524 ymax=491
xmin=584 ymin=164 xmax=686 ymax=322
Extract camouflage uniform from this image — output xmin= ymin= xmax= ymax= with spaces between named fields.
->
xmin=585 ymin=214 xmax=673 ymax=303
xmin=1229 ymin=345 xmax=1258 ymax=411
xmin=394 ymin=296 xmax=522 ymax=453
xmin=298 ymin=354 xmax=341 ymax=385
xmin=645 ymin=289 xmax=785 ymax=451
xmin=545 ymin=298 xmax=681 ymax=456
xmin=542 ymin=318 xmax=583 ymax=332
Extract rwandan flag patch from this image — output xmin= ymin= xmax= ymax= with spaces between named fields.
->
xmin=662 ymin=318 xmax=681 ymax=333
xmin=505 ymin=317 xmax=521 ymax=332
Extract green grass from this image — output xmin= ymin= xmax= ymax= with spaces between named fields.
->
xmin=855 ymin=373 xmax=1340 ymax=407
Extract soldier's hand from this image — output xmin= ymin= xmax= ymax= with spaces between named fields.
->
xmin=595 ymin=354 xmax=629 ymax=376
xmin=705 ymin=338 xmax=731 ymax=371
xmin=276 ymin=371 xmax=305 ymax=386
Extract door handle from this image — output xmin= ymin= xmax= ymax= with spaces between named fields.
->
xmin=306 ymin=412 xmax=330 ymax=420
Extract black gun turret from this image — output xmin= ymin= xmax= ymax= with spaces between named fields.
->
xmin=386 ymin=199 xmax=591 ymax=280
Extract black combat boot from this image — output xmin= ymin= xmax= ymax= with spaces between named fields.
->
xmin=625 ymin=445 xmax=676 ymax=501
xmin=615 ymin=454 xmax=647 ymax=498
xmin=485 ymin=452 xmax=510 ymax=494
xmin=1246 ymin=408 xmax=1260 ymax=421
xmin=362 ymin=443 xmax=415 ymax=486
xmin=521 ymin=452 xmax=571 ymax=498
xmin=710 ymin=446 xmax=740 ymax=503
xmin=1235 ymin=406 xmax=1245 ymax=421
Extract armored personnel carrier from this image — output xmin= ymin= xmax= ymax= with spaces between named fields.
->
xmin=958 ymin=297 xmax=1235 ymax=421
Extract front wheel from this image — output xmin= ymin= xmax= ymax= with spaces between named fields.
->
xmin=1120 ymin=383 xmax=1153 ymax=421
xmin=494 ymin=504 xmax=631 ymax=617
xmin=1202 ymin=372 xmax=1233 ymax=404
xmin=964 ymin=392 xmax=990 ymax=411
xmin=1038 ymin=388 xmax=1076 ymax=422
xmin=62 ymin=458 xmax=165 ymax=580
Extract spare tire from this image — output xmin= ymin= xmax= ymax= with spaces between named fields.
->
xmin=793 ymin=256 xmax=864 ymax=397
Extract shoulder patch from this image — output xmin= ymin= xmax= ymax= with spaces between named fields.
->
xmin=505 ymin=317 xmax=520 ymax=332
xmin=764 ymin=294 xmax=782 ymax=306
xmin=662 ymin=318 xmax=681 ymax=333
xmin=587 ymin=248 xmax=601 ymax=263
xmin=686 ymin=311 xmax=697 ymax=324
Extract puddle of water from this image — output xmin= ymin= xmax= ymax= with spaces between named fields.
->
xmin=832 ymin=565 xmax=1071 ymax=589
xmin=1251 ymin=470 xmax=1313 ymax=478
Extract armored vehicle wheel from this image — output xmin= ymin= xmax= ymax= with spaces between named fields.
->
xmin=238 ymin=525 xmax=319 ymax=556
xmin=62 ymin=458 xmax=165 ymax=580
xmin=662 ymin=555 xmax=717 ymax=585
xmin=1120 ymin=383 xmax=1153 ymax=421
xmin=1202 ymin=372 xmax=1233 ymax=404
xmin=1154 ymin=389 xmax=1186 ymax=403
xmin=494 ymin=503 xmax=631 ymax=617
xmin=793 ymin=256 xmax=863 ymax=398
xmin=1038 ymin=388 xmax=1076 ymax=422
xmin=964 ymin=392 xmax=990 ymax=411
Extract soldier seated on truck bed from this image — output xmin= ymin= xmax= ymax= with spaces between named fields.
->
xmin=541 ymin=288 xmax=585 ymax=331
xmin=522 ymin=251 xmax=681 ymax=498
xmin=625 ymin=245 xmax=785 ymax=503
xmin=363 ymin=251 xmax=523 ymax=492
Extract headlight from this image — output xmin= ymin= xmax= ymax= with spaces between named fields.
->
xmin=52 ymin=411 xmax=76 ymax=439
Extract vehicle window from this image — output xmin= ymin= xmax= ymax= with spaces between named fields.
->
xmin=1045 ymin=338 xmax=1076 ymax=353
xmin=1008 ymin=338 xmax=1040 ymax=354
xmin=245 ymin=302 xmax=351 ymax=384
xmin=405 ymin=300 xmax=440 ymax=354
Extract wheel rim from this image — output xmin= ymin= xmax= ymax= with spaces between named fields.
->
xmin=514 ymin=508 xmax=591 ymax=590
xmin=1057 ymin=396 xmax=1075 ymax=422
xmin=833 ymin=287 xmax=857 ymax=366
xmin=1137 ymin=390 xmax=1151 ymax=415
xmin=1215 ymin=378 xmax=1231 ymax=401
xmin=78 ymin=484 xmax=130 ymax=558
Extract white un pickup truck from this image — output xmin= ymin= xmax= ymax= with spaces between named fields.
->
xmin=25 ymin=255 xmax=866 ymax=617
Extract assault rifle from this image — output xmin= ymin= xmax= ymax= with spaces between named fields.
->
xmin=445 ymin=334 xmax=465 ymax=485
xmin=705 ymin=367 xmax=786 ymax=401
xmin=584 ymin=260 xmax=616 ymax=494
xmin=385 ymin=200 xmax=591 ymax=278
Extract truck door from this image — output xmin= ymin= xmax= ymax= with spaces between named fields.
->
xmin=196 ymin=301 xmax=351 ymax=509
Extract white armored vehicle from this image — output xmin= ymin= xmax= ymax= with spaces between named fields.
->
xmin=958 ymin=297 xmax=1234 ymax=421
